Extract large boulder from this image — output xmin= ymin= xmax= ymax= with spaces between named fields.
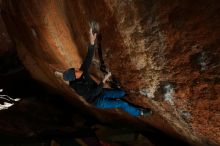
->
xmin=1 ymin=0 xmax=220 ymax=145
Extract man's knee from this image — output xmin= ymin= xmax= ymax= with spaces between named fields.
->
xmin=117 ymin=89 xmax=126 ymax=97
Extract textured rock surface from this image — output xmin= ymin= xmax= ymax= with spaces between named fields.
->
xmin=1 ymin=0 xmax=220 ymax=145
xmin=0 ymin=14 xmax=13 ymax=56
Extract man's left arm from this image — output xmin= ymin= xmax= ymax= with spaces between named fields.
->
xmin=80 ymin=44 xmax=95 ymax=73
xmin=79 ymin=28 xmax=97 ymax=72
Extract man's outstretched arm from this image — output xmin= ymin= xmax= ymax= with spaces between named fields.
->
xmin=80 ymin=28 xmax=97 ymax=72
xmin=80 ymin=45 xmax=95 ymax=73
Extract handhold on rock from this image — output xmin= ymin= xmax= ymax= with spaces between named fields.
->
xmin=89 ymin=20 xmax=100 ymax=34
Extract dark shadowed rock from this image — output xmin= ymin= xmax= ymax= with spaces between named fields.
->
xmin=1 ymin=0 xmax=220 ymax=145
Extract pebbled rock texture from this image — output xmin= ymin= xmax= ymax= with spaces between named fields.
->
xmin=1 ymin=0 xmax=220 ymax=145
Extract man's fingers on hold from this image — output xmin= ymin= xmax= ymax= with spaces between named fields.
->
xmin=89 ymin=28 xmax=93 ymax=34
xmin=94 ymin=33 xmax=97 ymax=38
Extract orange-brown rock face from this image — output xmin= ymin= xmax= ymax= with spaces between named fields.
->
xmin=1 ymin=0 xmax=220 ymax=145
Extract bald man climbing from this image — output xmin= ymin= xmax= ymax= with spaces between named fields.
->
xmin=55 ymin=25 xmax=152 ymax=117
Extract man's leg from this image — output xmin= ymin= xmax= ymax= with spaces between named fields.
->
xmin=94 ymin=98 xmax=141 ymax=117
xmin=102 ymin=88 xmax=126 ymax=99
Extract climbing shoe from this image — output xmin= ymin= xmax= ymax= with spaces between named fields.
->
xmin=140 ymin=108 xmax=152 ymax=117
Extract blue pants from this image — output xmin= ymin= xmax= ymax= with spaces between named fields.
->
xmin=94 ymin=89 xmax=141 ymax=117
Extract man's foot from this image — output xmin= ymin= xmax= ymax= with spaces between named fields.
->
xmin=140 ymin=108 xmax=152 ymax=117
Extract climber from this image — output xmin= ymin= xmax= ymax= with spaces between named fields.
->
xmin=55 ymin=25 xmax=152 ymax=117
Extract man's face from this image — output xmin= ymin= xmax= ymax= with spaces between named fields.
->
xmin=75 ymin=68 xmax=80 ymax=71
xmin=75 ymin=69 xmax=83 ymax=79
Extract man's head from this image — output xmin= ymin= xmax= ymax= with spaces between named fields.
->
xmin=63 ymin=68 xmax=83 ymax=81
xmin=63 ymin=68 xmax=76 ymax=81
